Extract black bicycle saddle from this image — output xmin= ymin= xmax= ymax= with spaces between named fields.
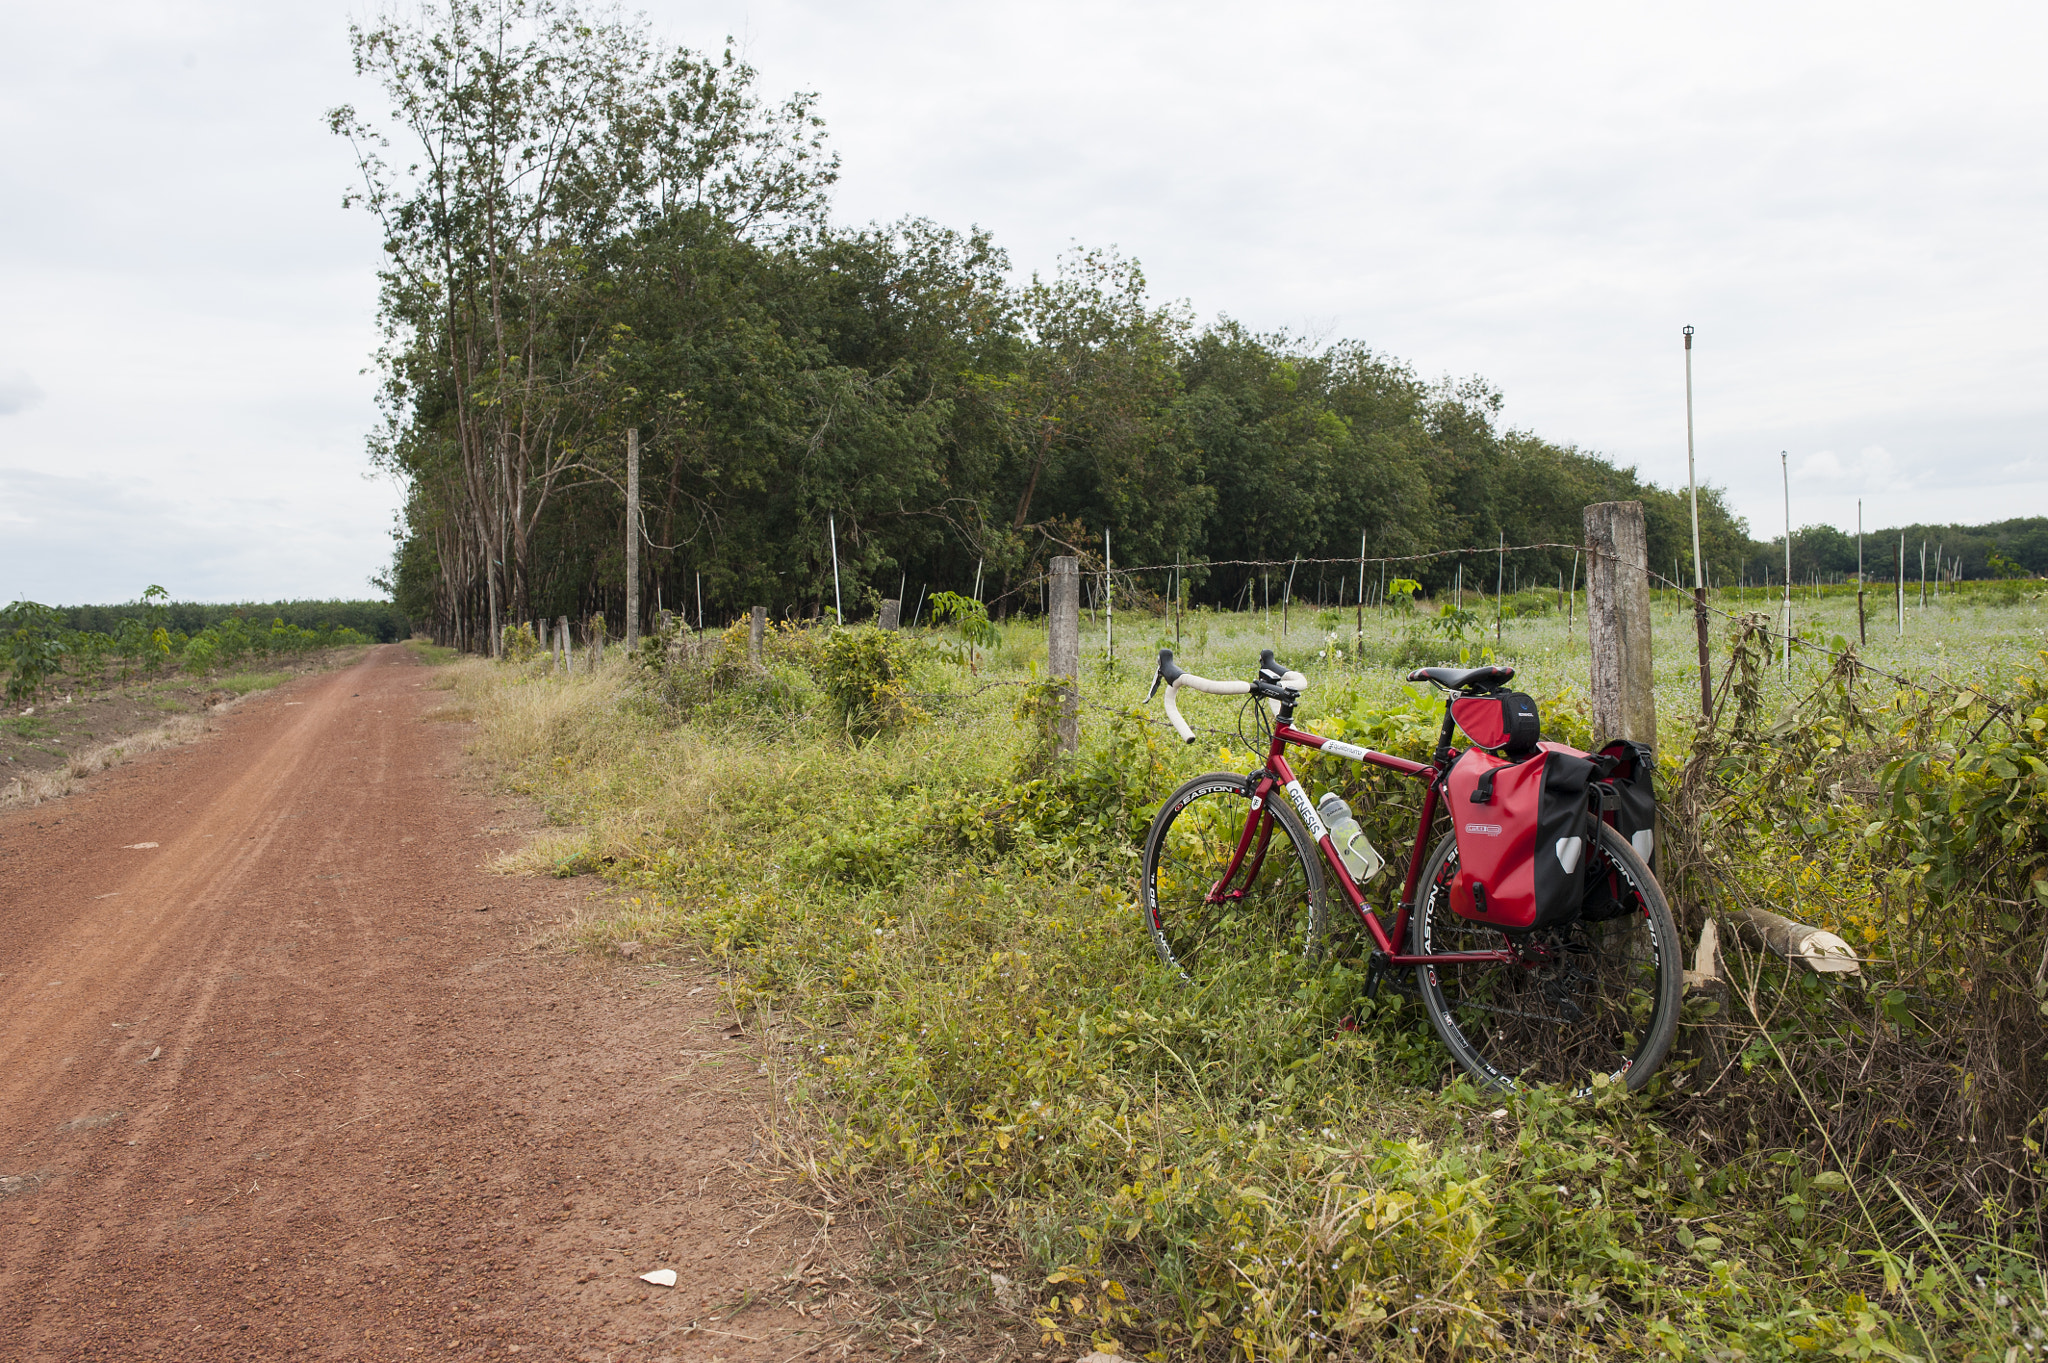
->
xmin=1406 ymin=664 xmax=1515 ymax=692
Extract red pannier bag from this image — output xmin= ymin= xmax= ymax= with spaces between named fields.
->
xmin=1446 ymin=740 xmax=1597 ymax=931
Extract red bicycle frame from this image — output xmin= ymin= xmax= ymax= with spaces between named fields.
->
xmin=1207 ymin=717 xmax=1518 ymax=967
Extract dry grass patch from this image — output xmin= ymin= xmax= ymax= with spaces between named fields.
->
xmin=2 ymin=713 xmax=212 ymax=810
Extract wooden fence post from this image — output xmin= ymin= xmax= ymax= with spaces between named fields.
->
xmin=1049 ymin=556 xmax=1081 ymax=753
xmin=1584 ymin=501 xmax=1657 ymax=747
xmin=557 ymin=616 xmax=572 ymax=675
xmin=749 ymin=606 xmax=766 ymax=666
xmin=878 ymin=599 xmax=901 ymax=630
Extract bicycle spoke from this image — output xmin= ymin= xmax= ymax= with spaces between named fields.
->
xmin=1413 ymin=825 xmax=1680 ymax=1093
xmin=1143 ymin=776 xmax=1323 ymax=983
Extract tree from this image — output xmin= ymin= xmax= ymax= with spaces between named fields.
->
xmin=331 ymin=0 xmax=834 ymax=647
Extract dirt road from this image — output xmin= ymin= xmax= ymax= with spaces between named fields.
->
xmin=0 ymin=646 xmax=871 ymax=1363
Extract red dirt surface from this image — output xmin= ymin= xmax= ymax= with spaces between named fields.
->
xmin=0 ymin=646 xmax=880 ymax=1363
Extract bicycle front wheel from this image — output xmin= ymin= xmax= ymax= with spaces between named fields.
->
xmin=1142 ymin=773 xmax=1327 ymax=985
xmin=1410 ymin=820 xmax=1682 ymax=1093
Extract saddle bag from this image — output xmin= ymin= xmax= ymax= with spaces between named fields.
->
xmin=1450 ymin=691 xmax=1542 ymax=757
xmin=1447 ymin=740 xmax=1596 ymax=931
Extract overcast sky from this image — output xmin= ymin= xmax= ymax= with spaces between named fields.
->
xmin=3 ymin=0 xmax=2043 ymax=604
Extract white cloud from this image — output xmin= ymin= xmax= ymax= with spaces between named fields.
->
xmin=1 ymin=0 xmax=2044 ymax=606
xmin=0 ymin=369 xmax=43 ymax=415
xmin=1795 ymin=451 xmax=1845 ymax=482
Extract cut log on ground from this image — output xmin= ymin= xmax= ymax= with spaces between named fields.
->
xmin=1735 ymin=907 xmax=1861 ymax=974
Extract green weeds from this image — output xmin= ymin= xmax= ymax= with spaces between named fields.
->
xmin=456 ymin=607 xmax=2048 ymax=1359
xmin=403 ymin=639 xmax=459 ymax=666
xmin=216 ymin=671 xmax=291 ymax=696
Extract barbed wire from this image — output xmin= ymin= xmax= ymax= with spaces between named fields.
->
xmin=956 ymin=538 xmax=2023 ymax=720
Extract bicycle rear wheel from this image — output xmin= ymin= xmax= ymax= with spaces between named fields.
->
xmin=1142 ymin=773 xmax=1327 ymax=984
xmin=1410 ymin=821 xmax=1682 ymax=1093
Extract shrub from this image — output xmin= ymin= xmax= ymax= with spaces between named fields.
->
xmin=182 ymin=631 xmax=220 ymax=675
xmin=501 ymin=621 xmax=541 ymax=662
xmin=2 ymin=601 xmax=67 ymax=704
xmin=816 ymin=626 xmax=926 ymax=738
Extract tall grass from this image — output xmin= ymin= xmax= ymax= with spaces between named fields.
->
xmin=453 ymin=602 xmax=2048 ymax=1360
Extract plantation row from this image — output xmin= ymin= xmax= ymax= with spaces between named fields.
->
xmin=1 ymin=588 xmax=373 ymax=705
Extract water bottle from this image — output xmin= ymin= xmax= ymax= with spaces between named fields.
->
xmin=1317 ymin=793 xmax=1385 ymax=884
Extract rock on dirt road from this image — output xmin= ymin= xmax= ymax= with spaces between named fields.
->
xmin=0 ymin=645 xmax=874 ymax=1362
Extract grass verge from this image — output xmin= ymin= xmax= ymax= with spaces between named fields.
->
xmin=459 ymin=613 xmax=2048 ymax=1360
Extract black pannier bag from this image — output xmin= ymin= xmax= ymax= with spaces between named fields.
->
xmin=1447 ymin=731 xmax=1598 ymax=932
xmin=1449 ymin=691 xmax=1542 ymax=757
xmin=1596 ymin=739 xmax=1656 ymax=868
xmin=1579 ymin=739 xmax=1656 ymax=923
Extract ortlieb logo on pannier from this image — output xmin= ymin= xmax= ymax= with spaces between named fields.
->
xmin=1447 ymin=735 xmax=1596 ymax=932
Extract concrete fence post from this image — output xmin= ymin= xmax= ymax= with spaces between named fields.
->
xmin=1048 ymin=556 xmax=1081 ymax=753
xmin=749 ymin=606 xmax=766 ymax=667
xmin=625 ymin=427 xmax=641 ymax=648
xmin=1584 ymin=501 xmax=1657 ymax=748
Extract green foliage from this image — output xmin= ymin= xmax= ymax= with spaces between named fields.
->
xmin=217 ymin=671 xmax=290 ymax=696
xmin=501 ymin=621 xmax=542 ymax=663
xmin=451 ymin=602 xmax=2048 ymax=1358
xmin=181 ymin=632 xmax=219 ymax=674
xmin=815 ymin=627 xmax=926 ymax=738
xmin=57 ymin=597 xmax=406 ymax=642
xmin=1386 ymin=577 xmax=1422 ymax=611
xmin=927 ymin=591 xmax=1001 ymax=671
xmin=2 ymin=601 xmax=68 ymax=704
xmin=1428 ymin=602 xmax=1480 ymax=642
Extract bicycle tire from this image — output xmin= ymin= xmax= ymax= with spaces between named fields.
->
xmin=1141 ymin=773 xmax=1327 ymax=984
xmin=1410 ymin=820 xmax=1682 ymax=1093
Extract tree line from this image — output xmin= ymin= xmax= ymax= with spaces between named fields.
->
xmin=54 ymin=598 xmax=409 ymax=643
xmin=337 ymin=1 xmax=2037 ymax=650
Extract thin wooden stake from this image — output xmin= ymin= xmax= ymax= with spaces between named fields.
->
xmin=1897 ymin=534 xmax=1905 ymax=638
xmin=827 ymin=514 xmax=843 ymax=626
xmin=1781 ymin=452 xmax=1792 ymax=682
xmin=1567 ymin=548 xmax=1578 ymax=634
xmin=1354 ymin=532 xmax=1367 ymax=660
xmin=1495 ymin=530 xmax=1505 ymax=642
xmin=1283 ymin=555 xmax=1298 ymax=639
xmin=1102 ymin=530 xmax=1113 ymax=663
xmin=1857 ymin=500 xmax=1866 ymax=645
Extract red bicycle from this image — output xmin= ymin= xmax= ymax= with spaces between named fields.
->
xmin=1141 ymin=649 xmax=1682 ymax=1093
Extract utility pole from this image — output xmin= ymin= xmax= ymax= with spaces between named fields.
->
xmin=625 ymin=427 xmax=641 ymax=648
